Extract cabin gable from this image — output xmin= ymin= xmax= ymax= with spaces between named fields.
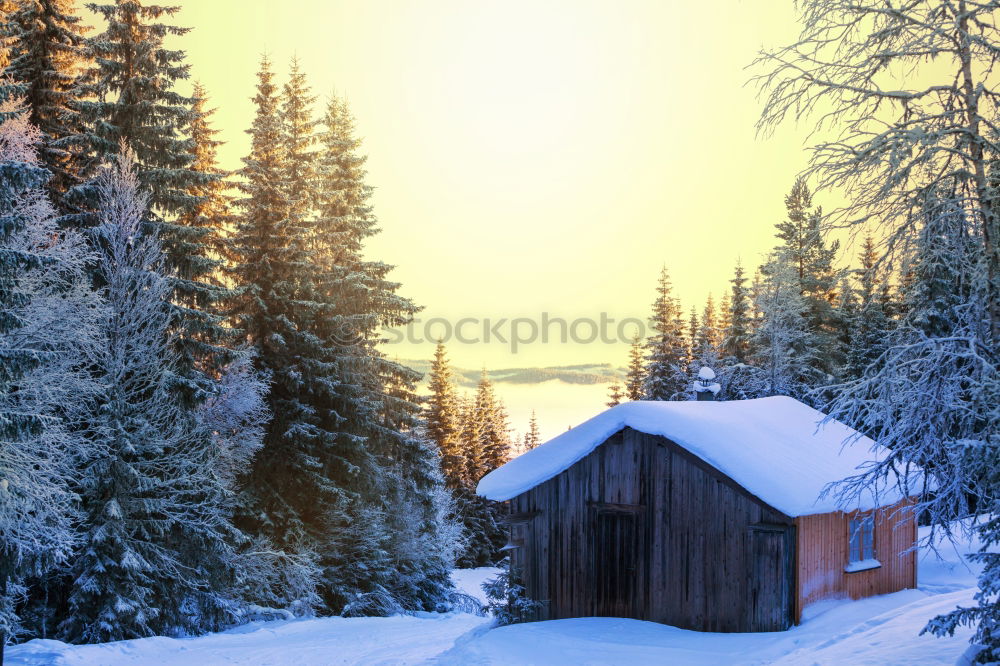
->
xmin=508 ymin=427 xmax=798 ymax=633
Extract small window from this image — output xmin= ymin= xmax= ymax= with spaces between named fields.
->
xmin=849 ymin=515 xmax=875 ymax=562
xmin=501 ymin=523 xmax=527 ymax=552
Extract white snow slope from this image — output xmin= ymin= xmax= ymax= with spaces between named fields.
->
xmin=8 ymin=527 xmax=989 ymax=665
xmin=478 ymin=397 xmax=917 ymax=516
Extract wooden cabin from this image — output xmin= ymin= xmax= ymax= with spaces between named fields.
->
xmin=476 ymin=396 xmax=918 ymax=633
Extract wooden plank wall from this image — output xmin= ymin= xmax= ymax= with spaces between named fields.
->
xmin=793 ymin=497 xmax=918 ymax=622
xmin=509 ymin=428 xmax=797 ymax=632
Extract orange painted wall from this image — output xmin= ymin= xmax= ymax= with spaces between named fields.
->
xmin=793 ymin=497 xmax=918 ymax=622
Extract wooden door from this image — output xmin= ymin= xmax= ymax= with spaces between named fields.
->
xmin=749 ymin=525 xmax=794 ymax=632
xmin=593 ymin=511 xmax=640 ymax=617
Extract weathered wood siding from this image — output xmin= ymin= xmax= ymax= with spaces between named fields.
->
xmin=793 ymin=498 xmax=918 ymax=622
xmin=508 ymin=427 xmax=796 ymax=633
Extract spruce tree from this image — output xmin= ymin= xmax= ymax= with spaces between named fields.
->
xmin=4 ymin=0 xmax=90 ymax=199
xmin=722 ymin=261 xmax=751 ymax=363
xmin=232 ymin=62 xmax=451 ymax=614
xmin=824 ymin=195 xmax=998 ymax=655
xmin=836 ymin=273 xmax=858 ymax=375
xmin=899 ymin=199 xmax=999 ymax=658
xmin=691 ymin=293 xmax=722 ymax=377
xmin=230 ymin=55 xmax=330 ymax=612
xmin=716 ymin=290 xmax=732 ymax=358
xmin=606 ymin=382 xmax=624 ymax=408
xmin=844 ymin=236 xmax=894 ymax=381
xmin=696 ymin=293 xmax=719 ymax=356
xmin=278 ymin=58 xmax=315 ymax=249
xmin=524 ymin=410 xmax=540 ymax=449
xmin=625 ymin=334 xmax=645 ymax=400
xmin=643 ymin=267 xmax=688 ymax=400
xmin=751 ymin=253 xmax=812 ymax=398
xmin=450 ymin=374 xmax=510 ymax=568
xmin=312 ymin=89 xmax=453 ymax=610
xmin=453 ymin=394 xmax=491 ymax=567
xmin=771 ymin=177 xmax=845 ymax=381
xmin=171 ymin=81 xmax=230 ymax=369
xmin=457 ymin=394 xmax=482 ymax=489
xmin=74 ymin=0 xmax=229 ymax=389
xmin=424 ymin=341 xmax=463 ymax=488
xmin=687 ymin=306 xmax=699 ymax=365
xmin=474 ymin=371 xmax=511 ymax=473
xmin=75 ymin=1 xmax=205 ymax=220
xmin=0 ymin=2 xmax=20 ymax=108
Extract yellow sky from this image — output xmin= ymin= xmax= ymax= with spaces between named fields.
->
xmin=115 ymin=0 xmax=821 ymax=370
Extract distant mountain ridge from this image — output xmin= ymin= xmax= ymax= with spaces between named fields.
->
xmin=401 ymin=360 xmax=623 ymax=388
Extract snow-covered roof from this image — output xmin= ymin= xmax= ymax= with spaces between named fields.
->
xmin=477 ymin=397 xmax=914 ymax=517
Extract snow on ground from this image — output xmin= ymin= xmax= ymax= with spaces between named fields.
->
xmin=10 ymin=613 xmax=491 ymax=666
xmin=7 ymin=529 xmax=991 ymax=665
xmin=450 ymin=566 xmax=500 ymax=607
xmin=437 ymin=589 xmax=977 ymax=665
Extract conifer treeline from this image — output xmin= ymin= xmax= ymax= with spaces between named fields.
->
xmin=617 ymin=176 xmax=896 ymax=411
xmin=423 ymin=342 xmax=519 ymax=566
xmin=0 ymin=0 xmax=458 ymax=650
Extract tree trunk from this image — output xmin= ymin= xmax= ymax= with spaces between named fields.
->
xmin=1 ymin=569 xmax=6 ymax=666
xmin=958 ymin=0 xmax=1000 ymax=345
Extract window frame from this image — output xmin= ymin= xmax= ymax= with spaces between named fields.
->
xmin=848 ymin=514 xmax=875 ymax=563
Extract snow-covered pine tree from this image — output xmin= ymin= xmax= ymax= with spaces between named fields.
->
xmin=232 ymin=63 xmax=452 ymax=615
xmin=0 ymin=2 xmax=19 ymax=106
xmin=311 ymin=89 xmax=454 ymax=612
xmin=449 ymin=376 xmax=509 ymax=568
xmin=74 ymin=0 xmax=229 ymax=393
xmin=843 ymin=236 xmax=895 ymax=382
xmin=770 ymin=177 xmax=845 ymax=383
xmin=835 ymin=273 xmax=858 ymax=380
xmin=172 ymin=348 xmax=269 ymax=634
xmin=170 ymin=81 xmax=231 ymax=373
xmin=452 ymin=392 xmax=498 ymax=568
xmin=691 ymin=294 xmax=722 ymax=378
xmin=368 ymin=458 xmax=460 ymax=615
xmin=4 ymin=0 xmax=90 ymax=200
xmin=715 ymin=260 xmax=767 ymax=400
xmin=643 ymin=267 xmax=688 ymax=400
xmin=59 ymin=149 xmax=254 ymax=643
xmin=75 ymin=1 xmax=203 ymax=220
xmin=475 ymin=371 xmax=512 ymax=472
xmin=696 ymin=293 xmax=719 ymax=357
xmin=424 ymin=341 xmax=464 ymax=488
xmin=229 ymin=56 xmax=337 ymax=615
xmin=457 ymin=393 xmax=482 ymax=489
xmin=751 ymin=253 xmax=812 ymax=398
xmin=757 ymin=6 xmax=1000 ymax=650
xmin=686 ymin=306 xmax=699 ymax=366
xmin=278 ymin=58 xmax=315 ymax=250
xmin=625 ymin=334 xmax=645 ymax=400
xmin=0 ymin=100 xmax=99 ymax=655
xmin=717 ymin=290 xmax=732 ymax=345
xmin=721 ymin=261 xmax=751 ymax=363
